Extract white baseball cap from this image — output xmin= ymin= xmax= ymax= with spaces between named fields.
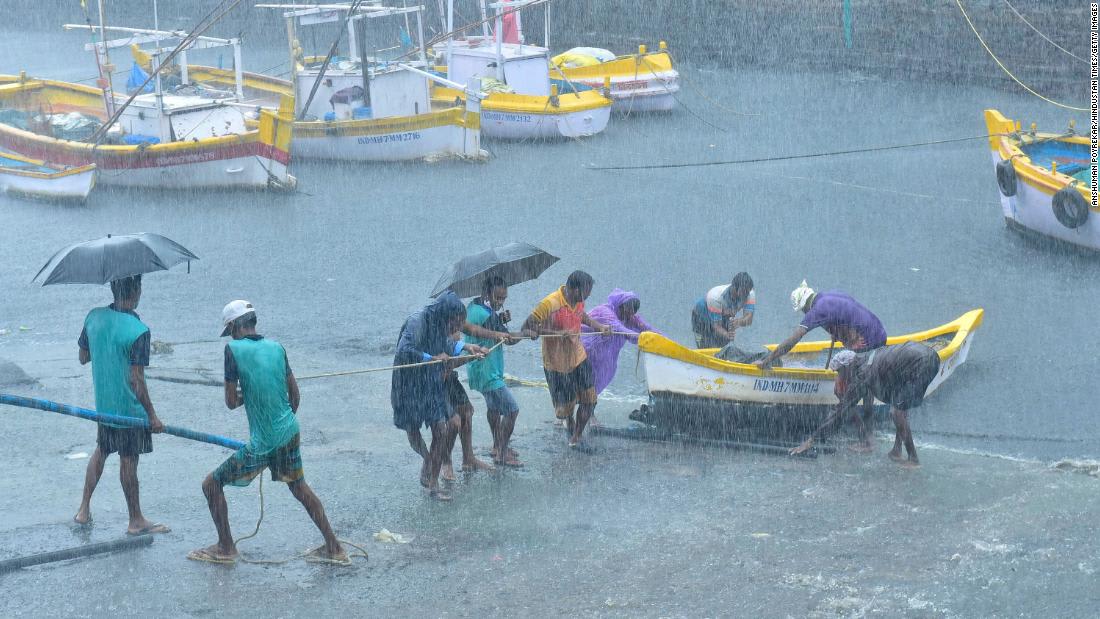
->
xmin=221 ymin=300 xmax=256 ymax=337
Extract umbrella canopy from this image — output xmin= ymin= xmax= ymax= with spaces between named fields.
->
xmin=33 ymin=233 xmax=199 ymax=285
xmin=430 ymin=242 xmax=559 ymax=298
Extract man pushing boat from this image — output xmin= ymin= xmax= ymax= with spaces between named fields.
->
xmin=755 ymin=280 xmax=887 ymax=451
xmin=691 ymin=272 xmax=755 ymax=348
xmin=189 ymin=301 xmax=346 ymax=565
xmin=790 ymin=343 xmax=941 ymax=467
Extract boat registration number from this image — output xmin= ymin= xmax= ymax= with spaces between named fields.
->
xmin=483 ymin=112 xmax=533 ymax=123
xmin=357 ymin=132 xmax=422 ymax=145
xmin=752 ymin=379 xmax=821 ymax=395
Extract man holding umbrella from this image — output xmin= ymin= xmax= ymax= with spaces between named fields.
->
xmin=73 ymin=275 xmax=168 ymax=535
xmin=34 ymin=232 xmax=197 ymax=534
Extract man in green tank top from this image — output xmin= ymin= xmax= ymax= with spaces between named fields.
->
xmin=73 ymin=275 xmax=169 ymax=536
xmin=188 ymin=301 xmax=347 ymax=565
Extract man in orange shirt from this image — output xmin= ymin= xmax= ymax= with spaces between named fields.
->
xmin=522 ymin=271 xmax=611 ymax=447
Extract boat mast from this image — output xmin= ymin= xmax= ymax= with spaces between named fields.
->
xmin=96 ymin=0 xmax=116 ymax=116
xmin=152 ymin=0 xmax=164 ymax=115
xmin=446 ymin=0 xmax=454 ymax=75
xmin=285 ymin=14 xmax=299 ymax=116
xmin=478 ymin=0 xmax=490 ymax=39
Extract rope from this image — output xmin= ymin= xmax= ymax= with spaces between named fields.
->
xmin=954 ymin=0 xmax=1087 ymax=111
xmin=587 ymin=133 xmax=1003 ymax=171
xmin=233 ymin=475 xmax=370 ymax=566
xmin=1000 ymin=0 xmax=1087 ymax=63
xmin=295 ymin=340 xmax=506 ymax=381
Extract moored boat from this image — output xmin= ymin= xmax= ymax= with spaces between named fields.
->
xmin=0 ymin=20 xmax=296 ymax=192
xmin=0 ymin=152 xmax=96 ymax=201
xmin=550 ymin=42 xmax=679 ymax=113
xmin=432 ymin=0 xmax=612 ymax=140
xmin=635 ymin=309 xmax=984 ymax=436
xmin=983 ymin=109 xmax=1097 ymax=252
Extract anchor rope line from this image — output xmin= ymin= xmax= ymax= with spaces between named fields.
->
xmin=587 ymin=133 xmax=1006 ymax=171
xmin=1000 ymin=0 xmax=1087 ymax=64
xmin=954 ymin=0 xmax=1087 ymax=112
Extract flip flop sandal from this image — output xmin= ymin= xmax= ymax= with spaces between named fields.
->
xmin=187 ymin=548 xmax=237 ymax=565
xmin=128 ymin=523 xmax=170 ymax=536
xmin=428 ymin=488 xmax=453 ymax=502
xmin=303 ymin=546 xmax=352 ymax=566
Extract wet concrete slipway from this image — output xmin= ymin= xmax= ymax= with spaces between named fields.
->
xmin=1 ymin=18 xmax=1099 ymax=619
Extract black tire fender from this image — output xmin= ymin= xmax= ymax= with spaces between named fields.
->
xmin=996 ymin=159 xmax=1017 ymax=197
xmin=1052 ymin=186 xmax=1090 ymax=229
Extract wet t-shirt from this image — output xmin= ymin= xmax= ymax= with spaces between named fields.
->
xmin=800 ymin=290 xmax=886 ymax=351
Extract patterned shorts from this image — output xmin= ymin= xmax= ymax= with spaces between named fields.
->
xmin=213 ymin=434 xmax=304 ymax=488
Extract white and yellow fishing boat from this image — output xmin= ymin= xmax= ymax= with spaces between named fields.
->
xmin=0 ymin=152 xmax=96 ymax=201
xmin=0 ymin=72 xmax=294 ymax=191
xmin=550 ymin=42 xmax=679 ymax=113
xmin=634 ymin=309 xmax=984 ymax=435
xmin=984 ymin=109 xmax=1097 ymax=252
xmin=433 ymin=0 xmax=611 ymax=140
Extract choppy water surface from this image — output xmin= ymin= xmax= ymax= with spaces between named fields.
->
xmin=1 ymin=21 xmax=1097 ymax=618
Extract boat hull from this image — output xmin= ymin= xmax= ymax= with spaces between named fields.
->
xmin=0 ymin=159 xmax=96 ymax=201
xmin=638 ymin=310 xmax=983 ymax=435
xmin=983 ymin=109 xmax=1098 ymax=252
xmin=554 ymin=50 xmax=679 ymax=113
xmin=0 ymin=75 xmax=295 ymax=191
xmin=480 ymin=105 xmax=611 ymax=139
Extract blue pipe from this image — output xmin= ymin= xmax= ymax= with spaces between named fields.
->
xmin=0 ymin=393 xmax=244 ymax=451
xmin=843 ymin=0 xmax=853 ymax=49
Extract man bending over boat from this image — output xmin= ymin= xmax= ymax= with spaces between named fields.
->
xmin=522 ymin=271 xmax=611 ymax=448
xmin=790 ymin=343 xmax=941 ymax=467
xmin=190 ymin=301 xmax=346 ymax=565
xmin=74 ymin=275 xmax=169 ymax=536
xmin=754 ymin=280 xmax=887 ymax=450
xmin=690 ymin=272 xmax=755 ymax=348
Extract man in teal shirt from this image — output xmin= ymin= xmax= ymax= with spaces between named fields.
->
xmin=188 ymin=300 xmax=347 ymax=565
xmin=73 ymin=275 xmax=169 ymax=536
xmin=466 ymin=276 xmax=529 ymax=467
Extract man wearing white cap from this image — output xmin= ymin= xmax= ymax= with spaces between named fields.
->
xmin=790 ymin=342 xmax=941 ymax=467
xmin=188 ymin=300 xmax=347 ymax=565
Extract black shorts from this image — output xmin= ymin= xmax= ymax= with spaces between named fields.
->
xmin=882 ymin=353 xmax=941 ymax=411
xmin=444 ymin=371 xmax=471 ymax=411
xmin=97 ymin=424 xmax=152 ymax=457
xmin=544 ymin=359 xmax=597 ymax=414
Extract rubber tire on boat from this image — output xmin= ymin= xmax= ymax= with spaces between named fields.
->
xmin=1052 ymin=187 xmax=1089 ymax=229
xmin=996 ymin=160 xmax=1017 ymax=197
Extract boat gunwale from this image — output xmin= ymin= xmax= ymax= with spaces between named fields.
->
xmin=983 ymin=109 xmax=1094 ymax=208
xmin=638 ymin=309 xmax=985 ymax=382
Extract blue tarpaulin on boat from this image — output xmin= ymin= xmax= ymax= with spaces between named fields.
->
xmin=126 ymin=62 xmax=154 ymax=94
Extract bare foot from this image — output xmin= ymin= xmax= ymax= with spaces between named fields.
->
xmin=187 ymin=544 xmax=238 ymax=564
xmin=888 ymin=449 xmax=905 ymax=462
xmin=73 ymin=508 xmax=91 ymax=526
xmin=462 ymin=458 xmax=495 ymax=473
xmin=495 ymin=456 xmax=524 ymax=468
xmin=490 ymin=447 xmax=519 ymax=460
xmin=304 ymin=544 xmax=351 ymax=565
xmin=429 ymin=487 xmax=453 ymax=502
xmin=441 ymin=463 xmax=456 ymax=482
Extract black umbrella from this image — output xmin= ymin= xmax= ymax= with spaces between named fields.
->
xmin=430 ymin=242 xmax=559 ymax=298
xmin=32 ymin=233 xmax=199 ymax=285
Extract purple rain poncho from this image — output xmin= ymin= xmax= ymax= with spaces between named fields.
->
xmin=581 ymin=288 xmax=661 ymax=394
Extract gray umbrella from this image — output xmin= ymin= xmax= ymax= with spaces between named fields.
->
xmin=32 ymin=233 xmax=199 ymax=285
xmin=430 ymin=242 xmax=559 ymax=298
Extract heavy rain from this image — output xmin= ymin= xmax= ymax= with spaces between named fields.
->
xmin=1 ymin=0 xmax=1097 ymax=616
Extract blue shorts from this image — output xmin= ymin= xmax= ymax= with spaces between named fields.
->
xmin=481 ymin=386 xmax=519 ymax=417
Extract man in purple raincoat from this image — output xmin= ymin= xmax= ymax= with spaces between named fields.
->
xmin=581 ymin=288 xmax=661 ymax=395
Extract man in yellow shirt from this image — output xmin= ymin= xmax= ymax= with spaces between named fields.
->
xmin=522 ymin=271 xmax=611 ymax=447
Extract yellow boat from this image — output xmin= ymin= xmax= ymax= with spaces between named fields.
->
xmin=634 ymin=309 xmax=984 ymax=436
xmin=550 ymin=42 xmax=679 ymax=113
xmin=983 ymin=109 xmax=1096 ymax=252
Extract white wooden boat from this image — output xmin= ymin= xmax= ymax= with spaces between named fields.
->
xmin=432 ymin=0 xmax=611 ymax=140
xmin=0 ymin=152 xmax=96 ymax=201
xmin=984 ymin=109 xmax=1097 ymax=252
xmin=635 ymin=309 xmax=984 ymax=435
